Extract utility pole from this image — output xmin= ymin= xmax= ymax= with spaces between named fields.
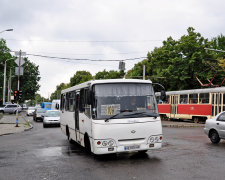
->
xmin=3 ymin=60 xmax=7 ymax=105
xmin=7 ymin=68 xmax=11 ymax=102
xmin=143 ymin=65 xmax=146 ymax=80
xmin=17 ymin=50 xmax=22 ymax=91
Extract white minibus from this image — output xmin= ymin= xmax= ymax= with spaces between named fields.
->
xmin=60 ymin=79 xmax=163 ymax=155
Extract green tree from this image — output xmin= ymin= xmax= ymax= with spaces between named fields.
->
xmin=95 ymin=69 xmax=124 ymax=79
xmin=0 ymin=39 xmax=14 ymax=104
xmin=209 ymin=34 xmax=225 ymax=85
xmin=126 ymin=27 xmax=221 ymax=90
xmin=50 ymin=83 xmax=68 ymax=101
xmin=69 ymin=71 xmax=93 ymax=87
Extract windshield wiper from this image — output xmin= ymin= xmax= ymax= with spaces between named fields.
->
xmin=105 ymin=110 xmax=127 ymax=122
xmin=123 ymin=112 xmax=159 ymax=118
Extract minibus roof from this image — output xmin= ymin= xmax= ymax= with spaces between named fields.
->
xmin=62 ymin=79 xmax=152 ymax=94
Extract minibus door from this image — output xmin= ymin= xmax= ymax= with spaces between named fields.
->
xmin=75 ymin=92 xmax=80 ymax=143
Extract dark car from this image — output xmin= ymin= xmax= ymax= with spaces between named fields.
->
xmin=33 ymin=108 xmax=46 ymax=121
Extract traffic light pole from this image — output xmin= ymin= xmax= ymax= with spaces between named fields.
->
xmin=16 ymin=50 xmax=22 ymax=127
xmin=17 ymin=50 xmax=21 ymax=91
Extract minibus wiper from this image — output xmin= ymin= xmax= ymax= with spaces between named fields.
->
xmin=105 ymin=110 xmax=127 ymax=122
xmin=123 ymin=112 xmax=159 ymax=118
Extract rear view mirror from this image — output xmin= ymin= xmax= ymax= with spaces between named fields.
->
xmin=161 ymin=90 xmax=167 ymax=101
xmin=55 ymin=104 xmax=59 ymax=110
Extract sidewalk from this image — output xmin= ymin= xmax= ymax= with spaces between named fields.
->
xmin=162 ymin=120 xmax=205 ymax=128
xmin=0 ymin=113 xmax=32 ymax=136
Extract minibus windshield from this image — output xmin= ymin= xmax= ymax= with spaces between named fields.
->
xmin=94 ymin=83 xmax=158 ymax=120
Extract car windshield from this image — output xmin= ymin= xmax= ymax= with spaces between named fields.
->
xmin=45 ymin=104 xmax=51 ymax=109
xmin=37 ymin=109 xmax=46 ymax=113
xmin=93 ymin=83 xmax=158 ymax=120
xmin=45 ymin=111 xmax=60 ymax=117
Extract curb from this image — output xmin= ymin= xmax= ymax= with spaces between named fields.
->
xmin=0 ymin=123 xmax=33 ymax=136
xmin=162 ymin=124 xmax=204 ymax=128
xmin=24 ymin=123 xmax=33 ymax=131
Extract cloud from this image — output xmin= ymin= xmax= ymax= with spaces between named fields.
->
xmin=1 ymin=0 xmax=225 ymax=97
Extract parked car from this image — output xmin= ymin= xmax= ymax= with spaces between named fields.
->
xmin=43 ymin=110 xmax=60 ymax=128
xmin=33 ymin=108 xmax=46 ymax=121
xmin=27 ymin=107 xmax=36 ymax=116
xmin=22 ymin=104 xmax=28 ymax=110
xmin=0 ymin=104 xmax=22 ymax=114
xmin=204 ymin=111 xmax=225 ymax=144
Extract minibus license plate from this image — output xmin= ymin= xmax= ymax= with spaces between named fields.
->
xmin=124 ymin=145 xmax=140 ymax=150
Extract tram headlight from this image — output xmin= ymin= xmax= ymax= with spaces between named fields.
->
xmin=96 ymin=139 xmax=116 ymax=147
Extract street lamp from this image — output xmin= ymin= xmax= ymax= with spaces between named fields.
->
xmin=0 ymin=29 xmax=13 ymax=34
xmin=3 ymin=57 xmax=15 ymax=105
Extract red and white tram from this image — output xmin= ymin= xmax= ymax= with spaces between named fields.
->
xmin=156 ymin=87 xmax=225 ymax=122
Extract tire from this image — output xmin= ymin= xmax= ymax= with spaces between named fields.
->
xmin=0 ymin=110 xmax=4 ymax=114
xmin=210 ymin=130 xmax=220 ymax=144
xmin=84 ymin=135 xmax=91 ymax=153
xmin=66 ymin=126 xmax=73 ymax=143
xmin=138 ymin=150 xmax=148 ymax=154
xmin=43 ymin=123 xmax=46 ymax=128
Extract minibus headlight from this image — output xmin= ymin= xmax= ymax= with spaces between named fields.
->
xmin=148 ymin=135 xmax=162 ymax=144
xmin=108 ymin=140 xmax=115 ymax=147
xmin=102 ymin=141 xmax=108 ymax=146
xmin=149 ymin=137 xmax=155 ymax=143
xmin=96 ymin=139 xmax=116 ymax=147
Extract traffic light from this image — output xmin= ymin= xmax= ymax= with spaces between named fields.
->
xmin=18 ymin=91 xmax=22 ymax=100
xmin=14 ymin=90 xmax=18 ymax=101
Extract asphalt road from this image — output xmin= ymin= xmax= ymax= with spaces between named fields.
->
xmin=0 ymin=115 xmax=225 ymax=180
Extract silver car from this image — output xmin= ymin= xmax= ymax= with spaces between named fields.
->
xmin=43 ymin=110 xmax=60 ymax=128
xmin=204 ymin=111 xmax=225 ymax=144
xmin=0 ymin=104 xmax=22 ymax=114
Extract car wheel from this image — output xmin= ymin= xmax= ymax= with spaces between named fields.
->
xmin=84 ymin=134 xmax=91 ymax=153
xmin=43 ymin=123 xmax=46 ymax=128
xmin=210 ymin=130 xmax=220 ymax=144
xmin=138 ymin=150 xmax=148 ymax=154
xmin=0 ymin=110 xmax=4 ymax=114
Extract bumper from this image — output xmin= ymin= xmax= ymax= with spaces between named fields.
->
xmin=36 ymin=116 xmax=43 ymax=120
xmin=43 ymin=121 xmax=60 ymax=125
xmin=204 ymin=128 xmax=209 ymax=136
xmin=93 ymin=143 xmax=162 ymax=155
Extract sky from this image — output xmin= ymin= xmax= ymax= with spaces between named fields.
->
xmin=0 ymin=0 xmax=225 ymax=98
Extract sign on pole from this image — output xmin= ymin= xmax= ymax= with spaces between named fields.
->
xmin=15 ymin=67 xmax=24 ymax=75
xmin=15 ymin=57 xmax=25 ymax=66
xmin=14 ymin=51 xmax=26 ymax=56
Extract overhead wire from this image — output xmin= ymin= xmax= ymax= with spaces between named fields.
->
xmin=11 ymin=51 xmax=147 ymax=62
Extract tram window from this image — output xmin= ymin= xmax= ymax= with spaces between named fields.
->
xmin=163 ymin=95 xmax=170 ymax=104
xmin=180 ymin=95 xmax=188 ymax=104
xmin=199 ymin=93 xmax=209 ymax=104
xmin=189 ymin=94 xmax=198 ymax=104
xmin=156 ymin=96 xmax=162 ymax=104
